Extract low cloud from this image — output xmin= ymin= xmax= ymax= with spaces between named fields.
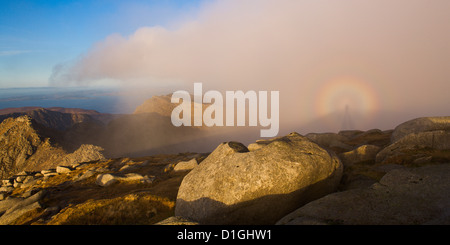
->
xmin=49 ymin=0 xmax=450 ymax=132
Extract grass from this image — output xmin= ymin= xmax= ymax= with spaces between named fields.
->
xmin=47 ymin=193 xmax=175 ymax=225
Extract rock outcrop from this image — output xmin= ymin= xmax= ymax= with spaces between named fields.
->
xmin=0 ymin=116 xmax=104 ymax=179
xmin=376 ymin=130 xmax=450 ymax=163
xmin=391 ymin=116 xmax=450 ymax=143
xmin=173 ymin=158 xmax=198 ymax=172
xmin=96 ymin=173 xmax=155 ymax=187
xmin=0 ymin=190 xmax=46 ymax=225
xmin=175 ymin=133 xmax=343 ymax=224
xmin=338 ymin=144 xmax=381 ymax=166
xmin=375 ymin=117 xmax=450 ymax=165
xmin=0 ymin=110 xmax=449 ymax=225
xmin=277 ymin=164 xmax=450 ymax=225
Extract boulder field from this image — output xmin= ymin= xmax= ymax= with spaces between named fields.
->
xmin=166 ymin=116 xmax=450 ymax=225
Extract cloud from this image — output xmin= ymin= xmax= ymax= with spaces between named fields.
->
xmin=49 ymin=0 xmax=450 ymax=132
xmin=0 ymin=50 xmax=34 ymax=56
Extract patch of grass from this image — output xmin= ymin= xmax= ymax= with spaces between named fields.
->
xmin=10 ymin=208 xmax=46 ymax=225
xmin=47 ymin=193 xmax=175 ymax=225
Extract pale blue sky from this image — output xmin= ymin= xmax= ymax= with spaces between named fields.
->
xmin=0 ymin=0 xmax=205 ymax=88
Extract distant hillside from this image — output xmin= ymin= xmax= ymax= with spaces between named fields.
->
xmin=133 ymin=95 xmax=174 ymax=116
xmin=0 ymin=107 xmax=116 ymax=131
xmin=0 ymin=106 xmax=101 ymax=115
xmin=134 ymin=94 xmax=209 ymax=123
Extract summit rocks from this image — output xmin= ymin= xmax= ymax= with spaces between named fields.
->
xmin=0 ymin=106 xmax=449 ymax=225
xmin=276 ymin=164 xmax=450 ymax=225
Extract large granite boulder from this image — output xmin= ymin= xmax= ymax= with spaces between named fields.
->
xmin=175 ymin=133 xmax=343 ymax=224
xmin=391 ymin=117 xmax=450 ymax=143
xmin=376 ymin=130 xmax=450 ymax=163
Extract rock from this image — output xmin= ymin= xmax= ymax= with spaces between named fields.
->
xmin=0 ymin=116 xmax=51 ymax=179
xmin=247 ymin=142 xmax=262 ymax=151
xmin=0 ymin=190 xmax=46 ymax=225
xmin=155 ymin=216 xmax=200 ymax=225
xmin=121 ymin=173 xmax=155 ymax=184
xmin=41 ymin=169 xmax=58 ymax=177
xmin=33 ymin=172 xmax=43 ymax=178
xmin=413 ymin=156 xmax=433 ymax=164
xmin=163 ymin=163 xmax=176 ymax=173
xmin=96 ymin=174 xmax=118 ymax=187
xmin=373 ymin=164 xmax=406 ymax=173
xmin=175 ymin=133 xmax=343 ymax=225
xmin=15 ymin=171 xmax=30 ymax=176
xmin=96 ymin=173 xmax=155 ymax=187
xmin=43 ymin=172 xmax=58 ymax=178
xmin=41 ymin=169 xmax=55 ymax=175
xmin=56 ymin=165 xmax=72 ymax=174
xmin=21 ymin=188 xmax=42 ymax=198
xmin=0 ymin=186 xmax=14 ymax=193
xmin=0 ymin=197 xmax=22 ymax=214
xmin=21 ymin=177 xmax=40 ymax=189
xmin=60 ymin=144 xmax=105 ymax=166
xmin=15 ymin=175 xmax=27 ymax=183
xmin=1 ymin=179 xmax=12 ymax=186
xmin=118 ymin=164 xmax=143 ymax=172
xmin=173 ymin=158 xmax=198 ymax=172
xmin=338 ymin=145 xmax=381 ymax=166
xmin=0 ymin=115 xmax=103 ymax=179
xmin=73 ymin=169 xmax=96 ymax=182
xmin=0 ymin=201 xmax=41 ymax=225
xmin=346 ymin=129 xmax=391 ymax=147
xmin=305 ymin=132 xmax=353 ymax=152
xmin=376 ymin=130 xmax=450 ymax=163
xmin=338 ymin=130 xmax=364 ymax=139
xmin=246 ymin=137 xmax=281 ymax=151
xmin=339 ymin=175 xmax=377 ymax=191
xmin=13 ymin=180 xmax=21 ymax=188
xmin=391 ymin=116 xmax=450 ymax=143
xmin=276 ymin=164 xmax=450 ymax=225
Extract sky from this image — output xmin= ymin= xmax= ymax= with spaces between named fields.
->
xmin=0 ymin=0 xmax=203 ymax=87
xmin=1 ymin=0 xmax=449 ymax=132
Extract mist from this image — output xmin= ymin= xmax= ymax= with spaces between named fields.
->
xmin=50 ymin=0 xmax=450 ymax=135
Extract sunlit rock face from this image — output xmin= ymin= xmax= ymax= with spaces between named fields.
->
xmin=175 ymin=133 xmax=343 ymax=225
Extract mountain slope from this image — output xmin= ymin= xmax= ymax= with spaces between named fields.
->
xmin=0 ymin=116 xmax=104 ymax=179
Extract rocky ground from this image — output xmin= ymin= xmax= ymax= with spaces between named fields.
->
xmin=0 ymin=116 xmax=449 ymax=225
xmin=0 ymin=152 xmax=207 ymax=225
